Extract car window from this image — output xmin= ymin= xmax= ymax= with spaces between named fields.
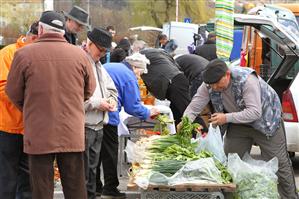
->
xmin=287 ymin=60 xmax=299 ymax=79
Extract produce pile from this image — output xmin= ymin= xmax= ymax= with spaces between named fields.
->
xmin=127 ymin=116 xmax=232 ymax=187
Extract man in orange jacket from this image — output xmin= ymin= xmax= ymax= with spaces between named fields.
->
xmin=0 ymin=21 xmax=38 ymax=199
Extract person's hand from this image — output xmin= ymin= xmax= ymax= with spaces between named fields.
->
xmin=107 ymin=97 xmax=117 ymax=111
xmin=99 ymin=100 xmax=115 ymax=112
xmin=208 ymin=113 xmax=227 ymax=126
xmin=149 ymin=107 xmax=160 ymax=119
xmin=176 ymin=121 xmax=183 ymax=133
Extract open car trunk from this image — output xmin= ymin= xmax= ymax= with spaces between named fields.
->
xmin=234 ymin=12 xmax=299 ymax=101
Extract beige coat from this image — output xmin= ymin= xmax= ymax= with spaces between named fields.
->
xmin=6 ymin=33 xmax=96 ymax=154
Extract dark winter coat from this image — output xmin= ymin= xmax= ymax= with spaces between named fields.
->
xmin=140 ymin=48 xmax=182 ymax=100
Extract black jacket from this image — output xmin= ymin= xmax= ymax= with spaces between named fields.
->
xmin=140 ymin=49 xmax=182 ymax=100
xmin=194 ymin=40 xmax=217 ymax=61
xmin=64 ymin=31 xmax=77 ymax=45
xmin=175 ymin=54 xmax=208 ymax=83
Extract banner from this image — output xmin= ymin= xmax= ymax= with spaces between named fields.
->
xmin=215 ymin=0 xmax=235 ymax=60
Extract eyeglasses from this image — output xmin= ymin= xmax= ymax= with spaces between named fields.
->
xmin=98 ymin=47 xmax=107 ymax=54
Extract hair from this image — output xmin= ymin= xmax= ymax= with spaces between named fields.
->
xmin=86 ymin=38 xmax=92 ymax=46
xmin=39 ymin=22 xmax=65 ymax=34
xmin=132 ymin=40 xmax=147 ymax=53
xmin=28 ymin=21 xmax=39 ymax=35
xmin=158 ymin=33 xmax=167 ymax=41
xmin=106 ymin=25 xmax=115 ymax=31
xmin=110 ymin=48 xmax=127 ymax=62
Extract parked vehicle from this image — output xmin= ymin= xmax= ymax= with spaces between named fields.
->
xmin=240 ymin=4 xmax=299 ymax=78
xmin=234 ymin=9 xmax=299 ymax=156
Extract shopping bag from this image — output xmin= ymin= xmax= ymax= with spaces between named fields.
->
xmin=228 ymin=153 xmax=279 ymax=199
xmin=196 ymin=124 xmax=227 ymax=163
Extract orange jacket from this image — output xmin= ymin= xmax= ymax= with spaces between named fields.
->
xmin=0 ymin=36 xmax=26 ymax=134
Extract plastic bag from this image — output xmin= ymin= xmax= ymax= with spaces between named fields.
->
xmin=168 ymin=158 xmax=223 ymax=185
xmin=124 ymin=139 xmax=147 ymax=163
xmin=136 ymin=158 xmax=223 ymax=189
xmin=195 ymin=124 xmax=227 ymax=163
xmin=228 ymin=153 xmax=279 ymax=199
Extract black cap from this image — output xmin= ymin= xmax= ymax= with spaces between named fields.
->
xmin=87 ymin=27 xmax=112 ymax=49
xmin=203 ymin=59 xmax=228 ymax=84
xmin=116 ymin=38 xmax=131 ymax=52
xmin=40 ymin=11 xmax=65 ymax=30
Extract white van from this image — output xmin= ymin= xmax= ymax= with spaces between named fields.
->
xmin=162 ymin=21 xmax=200 ymax=54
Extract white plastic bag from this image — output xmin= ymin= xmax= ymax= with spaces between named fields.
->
xmin=168 ymin=158 xmax=223 ymax=185
xmin=196 ymin=124 xmax=227 ymax=163
xmin=124 ymin=140 xmax=148 ymax=163
xmin=228 ymin=153 xmax=279 ymax=199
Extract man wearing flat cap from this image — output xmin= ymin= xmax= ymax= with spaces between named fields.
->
xmin=180 ymin=59 xmax=297 ymax=198
xmin=82 ymin=27 xmax=118 ymax=199
xmin=63 ymin=5 xmax=89 ymax=45
xmin=6 ymin=11 xmax=96 ymax=199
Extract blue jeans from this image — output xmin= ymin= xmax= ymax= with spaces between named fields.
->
xmin=0 ymin=131 xmax=31 ymax=199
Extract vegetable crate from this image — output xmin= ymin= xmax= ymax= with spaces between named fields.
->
xmin=140 ymin=183 xmax=236 ymax=199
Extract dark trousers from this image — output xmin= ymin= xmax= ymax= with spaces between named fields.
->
xmin=224 ymin=122 xmax=298 ymax=199
xmin=28 ymin=152 xmax=86 ymax=199
xmin=96 ymin=124 xmax=119 ymax=193
xmin=166 ymin=73 xmax=207 ymax=131
xmin=166 ymin=73 xmax=191 ymax=125
xmin=0 ymin=131 xmax=31 ymax=199
xmin=84 ymin=127 xmax=103 ymax=199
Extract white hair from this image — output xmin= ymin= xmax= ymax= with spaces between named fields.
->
xmin=86 ymin=38 xmax=92 ymax=45
xmin=39 ymin=22 xmax=65 ymax=34
xmin=132 ymin=40 xmax=147 ymax=53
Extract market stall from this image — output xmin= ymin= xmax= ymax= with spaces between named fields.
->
xmin=124 ymin=116 xmax=280 ymax=199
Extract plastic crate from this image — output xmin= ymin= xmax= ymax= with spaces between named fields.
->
xmin=141 ymin=190 xmax=224 ymax=199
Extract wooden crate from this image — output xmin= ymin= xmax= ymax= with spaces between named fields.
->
xmin=128 ymin=182 xmax=236 ymax=192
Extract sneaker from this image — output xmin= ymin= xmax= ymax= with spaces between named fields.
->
xmin=101 ymin=189 xmax=126 ymax=199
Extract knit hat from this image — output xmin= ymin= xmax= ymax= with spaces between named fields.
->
xmin=125 ymin=53 xmax=150 ymax=74
xmin=40 ymin=11 xmax=65 ymax=31
xmin=87 ymin=27 xmax=112 ymax=49
xmin=202 ymin=59 xmax=228 ymax=84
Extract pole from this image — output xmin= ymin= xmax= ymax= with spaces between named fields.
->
xmin=176 ymin=0 xmax=178 ymax=22
xmin=87 ymin=0 xmax=90 ymax=17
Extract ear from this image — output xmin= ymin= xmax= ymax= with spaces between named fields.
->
xmin=38 ymin=25 xmax=43 ymax=37
xmin=226 ymin=70 xmax=231 ymax=79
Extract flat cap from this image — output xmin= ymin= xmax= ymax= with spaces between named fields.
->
xmin=203 ymin=59 xmax=228 ymax=84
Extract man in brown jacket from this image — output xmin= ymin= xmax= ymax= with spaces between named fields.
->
xmin=6 ymin=11 xmax=96 ymax=199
